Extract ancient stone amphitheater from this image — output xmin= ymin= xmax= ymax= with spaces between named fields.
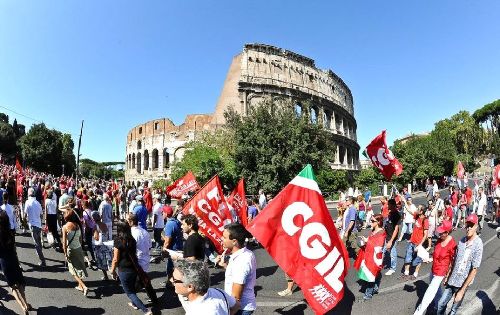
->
xmin=125 ymin=43 xmax=360 ymax=184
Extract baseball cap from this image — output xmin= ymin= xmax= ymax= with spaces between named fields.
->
xmin=466 ymin=213 xmax=478 ymax=225
xmin=436 ymin=220 xmax=452 ymax=234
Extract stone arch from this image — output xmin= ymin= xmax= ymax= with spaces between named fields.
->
xmin=152 ymin=149 xmax=159 ymax=170
xmin=323 ymin=109 xmax=332 ymax=129
xmin=132 ymin=153 xmax=136 ymax=169
xmin=173 ymin=147 xmax=186 ymax=162
xmin=137 ymin=140 xmax=142 ymax=150
xmin=338 ymin=146 xmax=345 ymax=164
xmin=144 ymin=150 xmax=149 ymax=171
xmin=163 ymin=149 xmax=170 ymax=169
xmin=137 ymin=152 xmax=142 ymax=173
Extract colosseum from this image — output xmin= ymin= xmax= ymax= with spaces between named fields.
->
xmin=125 ymin=43 xmax=360 ymax=184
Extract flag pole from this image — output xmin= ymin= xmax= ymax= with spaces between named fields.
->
xmin=75 ymin=120 xmax=84 ymax=187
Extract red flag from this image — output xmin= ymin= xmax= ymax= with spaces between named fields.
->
xmin=248 ymin=165 xmax=349 ymax=314
xmin=227 ymin=179 xmax=248 ymax=226
xmin=166 ymin=171 xmax=200 ymax=198
xmin=182 ymin=175 xmax=232 ymax=254
xmin=366 ymin=130 xmax=403 ymax=181
xmin=457 ymin=161 xmax=465 ymax=179
xmin=354 ymin=231 xmax=385 ymax=282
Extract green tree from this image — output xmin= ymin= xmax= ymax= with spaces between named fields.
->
xmin=0 ymin=113 xmax=8 ymax=124
xmin=224 ymin=98 xmax=335 ymax=195
xmin=61 ymin=133 xmax=76 ymax=175
xmin=473 ymin=99 xmax=500 ymax=154
xmin=317 ymin=168 xmax=349 ymax=193
xmin=18 ymin=123 xmax=65 ymax=175
xmin=0 ymin=122 xmax=17 ymax=155
xmin=354 ymin=167 xmax=384 ymax=193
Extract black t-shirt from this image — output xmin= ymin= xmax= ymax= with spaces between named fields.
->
xmin=183 ymin=232 xmax=205 ymax=260
xmin=385 ymin=210 xmax=401 ymax=241
xmin=114 ymin=238 xmax=136 ymax=271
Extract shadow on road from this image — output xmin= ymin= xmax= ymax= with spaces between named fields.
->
xmin=476 ymin=290 xmax=497 ymax=315
xmin=256 ymin=265 xmax=279 ymax=279
xmin=37 ymin=305 xmax=105 ymax=315
xmin=274 ymin=301 xmax=308 ymax=314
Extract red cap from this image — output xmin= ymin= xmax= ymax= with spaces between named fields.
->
xmin=162 ymin=205 xmax=173 ymax=218
xmin=437 ymin=220 xmax=452 ymax=234
xmin=466 ymin=213 xmax=478 ymax=225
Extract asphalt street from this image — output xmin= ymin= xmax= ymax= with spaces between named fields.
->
xmin=1 ymin=192 xmax=499 ymax=315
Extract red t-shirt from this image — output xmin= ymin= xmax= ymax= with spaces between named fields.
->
xmin=451 ymin=193 xmax=458 ymax=207
xmin=445 ymin=206 xmax=453 ymax=220
xmin=465 ymin=188 xmax=472 ymax=204
xmin=410 ymin=217 xmax=429 ymax=245
xmin=432 ymin=237 xmax=457 ymax=276
xmin=382 ymin=203 xmax=389 ymax=218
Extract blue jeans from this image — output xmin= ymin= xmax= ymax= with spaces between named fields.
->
xmin=118 ymin=270 xmax=148 ymax=313
xmin=364 ymin=272 xmax=382 ymax=299
xmin=436 ymin=285 xmax=465 ymax=315
xmin=401 ymin=223 xmax=413 ymax=237
xmin=404 ymin=243 xmax=423 ymax=266
xmin=236 ymin=310 xmax=254 ymax=315
xmin=384 ymin=240 xmax=398 ymax=271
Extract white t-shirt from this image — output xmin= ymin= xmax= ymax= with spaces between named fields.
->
xmin=25 ymin=197 xmax=42 ymax=228
xmin=224 ymin=247 xmax=256 ymax=311
xmin=45 ymin=198 xmax=57 ymax=215
xmin=131 ymin=226 xmax=152 ymax=272
xmin=179 ymin=288 xmax=236 ymax=315
xmin=476 ymin=193 xmax=487 ymax=216
xmin=403 ymin=204 xmax=417 ymax=224
xmin=1 ymin=204 xmax=16 ymax=230
xmin=152 ymin=202 xmax=164 ymax=229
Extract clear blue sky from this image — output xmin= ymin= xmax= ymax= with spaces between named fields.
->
xmin=1 ymin=1 xmax=499 ymax=162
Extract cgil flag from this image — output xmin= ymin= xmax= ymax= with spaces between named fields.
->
xmin=166 ymin=171 xmax=200 ymax=199
xmin=182 ymin=175 xmax=232 ymax=254
xmin=365 ymin=130 xmax=403 ymax=181
xmin=227 ymin=178 xmax=248 ymax=226
xmin=247 ymin=165 xmax=349 ymax=314
xmin=353 ymin=230 xmax=386 ymax=282
xmin=493 ymin=164 xmax=500 ymax=186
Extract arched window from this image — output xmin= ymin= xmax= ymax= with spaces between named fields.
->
xmin=132 ymin=153 xmax=136 ymax=169
xmin=152 ymin=149 xmax=159 ymax=170
xmin=136 ymin=152 xmax=142 ymax=173
xmin=163 ymin=149 xmax=170 ymax=169
xmin=137 ymin=140 xmax=142 ymax=150
xmin=310 ymin=106 xmax=318 ymax=124
xmin=323 ymin=110 xmax=331 ymax=129
xmin=144 ymin=150 xmax=149 ymax=171
xmin=294 ymin=102 xmax=302 ymax=117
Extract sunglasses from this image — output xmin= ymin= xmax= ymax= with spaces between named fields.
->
xmin=465 ymin=223 xmax=475 ymax=229
xmin=370 ymin=219 xmax=377 ymax=223
xmin=170 ymin=277 xmax=183 ymax=284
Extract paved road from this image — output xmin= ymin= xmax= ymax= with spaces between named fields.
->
xmin=1 ymin=192 xmax=499 ymax=315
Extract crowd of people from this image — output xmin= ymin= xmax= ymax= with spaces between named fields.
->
xmin=336 ymin=176 xmax=498 ymax=315
xmin=0 ymin=161 xmax=498 ymax=314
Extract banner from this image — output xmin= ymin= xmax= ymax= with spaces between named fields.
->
xmin=227 ymin=179 xmax=248 ymax=226
xmin=457 ymin=161 xmax=465 ymax=179
xmin=248 ymin=165 xmax=349 ymax=314
xmin=15 ymin=156 xmax=23 ymax=173
xmin=366 ymin=130 xmax=403 ymax=181
xmin=166 ymin=171 xmax=200 ymax=198
xmin=182 ymin=175 xmax=232 ymax=254
xmin=494 ymin=165 xmax=500 ymax=186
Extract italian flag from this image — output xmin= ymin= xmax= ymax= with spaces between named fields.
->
xmin=354 ymin=231 xmax=385 ymax=282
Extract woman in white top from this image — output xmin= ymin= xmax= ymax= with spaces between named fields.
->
xmin=44 ymin=190 xmax=61 ymax=250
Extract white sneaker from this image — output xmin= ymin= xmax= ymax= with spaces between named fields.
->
xmin=278 ymin=288 xmax=293 ymax=296
xmin=385 ymin=269 xmax=395 ymax=276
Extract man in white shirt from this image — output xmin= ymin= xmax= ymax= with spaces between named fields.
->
xmin=25 ymin=187 xmax=46 ymax=266
xmin=475 ymin=187 xmax=487 ymax=235
xmin=258 ymin=189 xmax=267 ymax=210
xmin=152 ymin=194 xmax=164 ymax=249
xmin=99 ymin=194 xmax=113 ymax=240
xmin=127 ymin=212 xmax=152 ymax=272
xmin=174 ymin=259 xmax=239 ymax=315
xmin=218 ymin=223 xmax=256 ymax=314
